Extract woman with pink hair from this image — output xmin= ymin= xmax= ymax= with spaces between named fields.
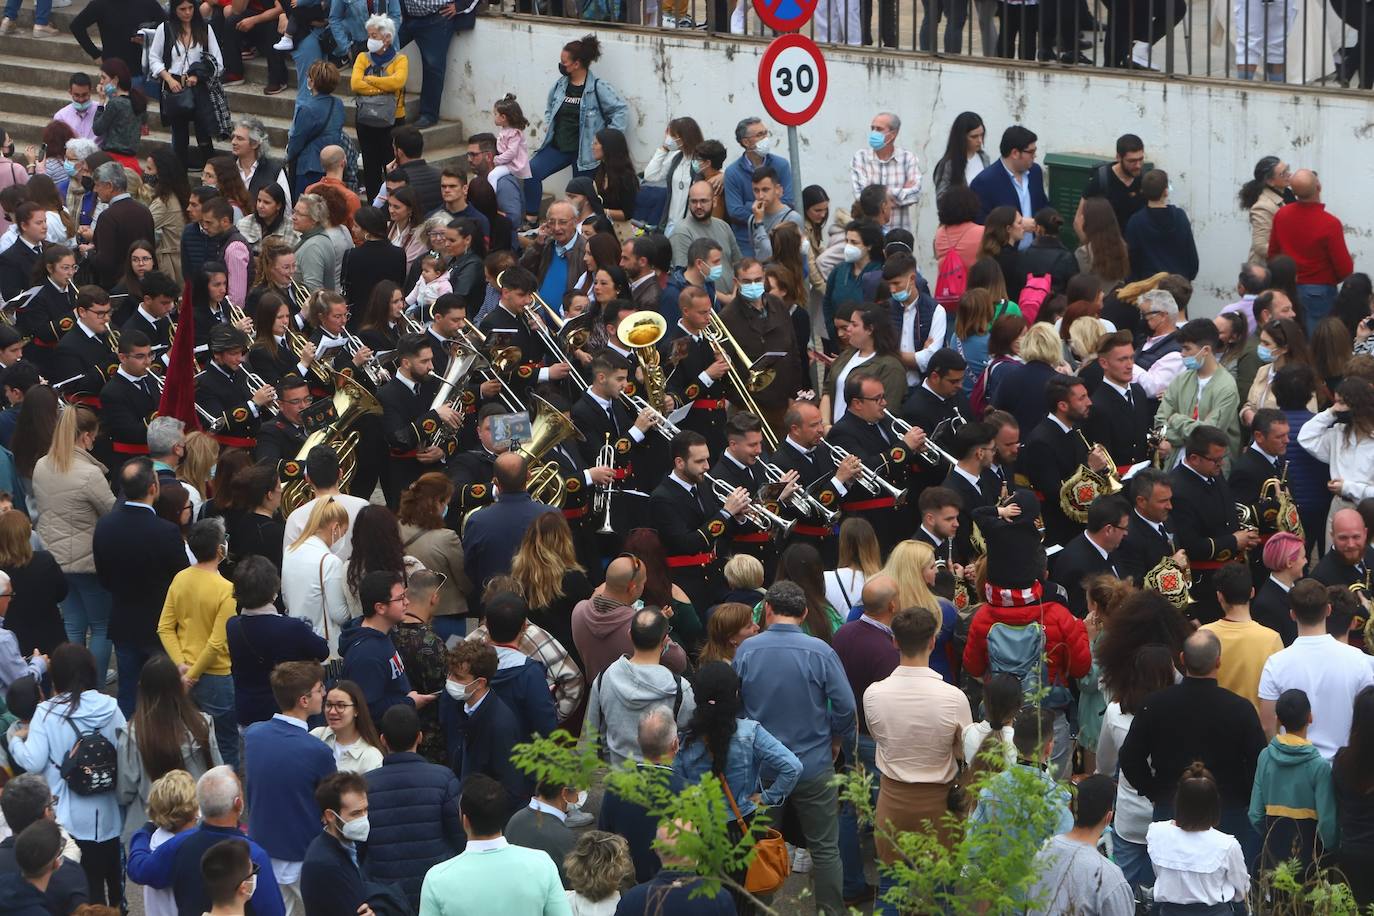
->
xmin=1255 ymin=531 xmax=1305 ymax=646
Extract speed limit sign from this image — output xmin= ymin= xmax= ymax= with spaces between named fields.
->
xmin=757 ymin=33 xmax=828 ymax=127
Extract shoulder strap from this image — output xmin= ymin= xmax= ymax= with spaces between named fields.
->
xmin=402 ymin=529 xmax=425 ymax=549
xmin=318 ymin=553 xmax=330 ymax=644
xmin=835 ymin=571 xmax=855 ymax=609
xmin=672 ymin=673 xmax=683 ymax=719
xmin=720 ymin=774 xmax=748 ymax=832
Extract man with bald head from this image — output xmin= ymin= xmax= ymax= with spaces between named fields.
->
xmin=304 ymin=146 xmax=360 ymax=228
xmin=1311 ymin=507 xmax=1374 ymax=589
xmin=1121 ymin=627 xmax=1267 ymax=859
xmin=1268 ymin=168 xmax=1353 ymax=330
xmin=830 ymin=572 xmax=901 ymax=904
xmin=571 ymin=554 xmax=687 ymax=681
xmin=520 ymin=198 xmax=588 ymax=308
xmin=668 ymin=180 xmax=742 ymax=293
xmin=460 ymin=452 xmax=558 ymax=591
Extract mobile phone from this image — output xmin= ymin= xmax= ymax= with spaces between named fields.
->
xmin=35 ymin=143 xmax=46 ymax=161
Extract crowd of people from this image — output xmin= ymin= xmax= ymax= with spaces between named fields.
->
xmin=0 ymin=5 xmax=1370 ymax=916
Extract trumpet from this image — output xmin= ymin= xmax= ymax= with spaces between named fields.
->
xmin=702 ymin=472 xmax=794 ymax=537
xmin=820 ymin=440 xmax=908 ymax=505
xmin=147 ymin=370 xmax=223 ymax=431
xmin=226 ymin=298 xmax=254 ymax=337
xmin=342 ymin=328 xmax=391 ymax=387
xmin=242 ymin=368 xmax=279 ymax=417
xmin=760 ymin=459 xmax=839 ymax=525
xmin=884 ymin=410 xmax=951 ymax=467
xmin=620 ymin=391 xmax=680 ymax=441
xmin=284 ymin=323 xmax=333 ymax=385
xmin=593 ymin=433 xmax=615 ymax=535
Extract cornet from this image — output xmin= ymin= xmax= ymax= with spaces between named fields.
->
xmin=702 ymin=472 xmax=794 ymax=537
xmin=760 ymin=459 xmax=838 ymax=525
xmin=819 ymin=440 xmax=908 ymax=505
xmin=884 ymin=410 xmax=951 ymax=467
xmin=226 ymin=298 xmax=254 ymax=337
xmin=242 ymin=368 xmax=279 ymax=417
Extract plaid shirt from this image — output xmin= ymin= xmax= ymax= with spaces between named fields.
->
xmin=469 ymin=622 xmax=585 ymax=724
xmin=849 ymin=146 xmax=922 ymax=232
xmin=403 ymin=0 xmax=450 ymax=15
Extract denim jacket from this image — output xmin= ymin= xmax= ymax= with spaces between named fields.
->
xmin=539 ymin=71 xmax=628 ymax=173
xmin=286 ymin=93 xmax=345 ymax=177
xmin=672 ymin=718 xmax=802 ymax=820
xmin=329 ymin=0 xmax=402 ymax=53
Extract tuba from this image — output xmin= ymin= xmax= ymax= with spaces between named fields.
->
xmin=422 ymin=340 xmax=488 ymax=450
xmin=617 ymin=310 xmax=670 ymax=414
xmin=520 ymin=395 xmax=587 ymax=507
xmin=280 ymin=372 xmax=383 ymax=515
xmin=1145 ymin=553 xmax=1193 ymax=609
xmin=1060 ymin=433 xmax=1124 ymax=524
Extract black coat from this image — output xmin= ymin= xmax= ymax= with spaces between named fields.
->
xmin=300 ymin=833 xmax=367 ymax=916
xmin=377 ymin=373 xmax=452 ymax=505
xmin=1050 ymin=533 xmax=1119 ymax=618
xmin=1018 ymin=416 xmax=1089 ymax=548
xmin=569 ymin=391 xmax=666 ymax=514
xmin=660 ymin=323 xmax=729 ymax=459
xmin=196 ymin=362 xmax=263 ymax=441
xmin=711 ymin=452 xmax=775 ymax=568
xmin=476 ymin=304 xmax=554 ymax=406
xmin=254 ymin=417 xmax=308 ymax=468
xmin=1085 ymin=380 xmax=1153 ymax=466
xmin=1169 ymin=464 xmax=1245 ymax=621
xmin=445 ymin=448 xmax=497 ymax=526
xmin=1311 ymin=546 xmax=1374 ymax=590
xmin=97 ymin=372 xmax=159 ymax=451
xmin=648 ymin=475 xmax=740 ymax=611
xmin=341 ymin=239 xmax=407 ymax=310
xmin=0 ymin=238 xmax=39 ymax=301
xmin=17 ymin=280 xmax=75 ymax=375
xmin=1019 ymin=236 xmax=1080 ymax=295
xmin=1115 ymin=510 xmax=1175 ymax=586
xmin=363 ymin=751 xmax=464 ymax=909
xmin=92 ymin=502 xmax=188 ymax=648
xmin=941 ymin=466 xmax=1001 ymax=563
xmin=1252 ymin=577 xmax=1297 ymax=646
xmin=121 ymin=309 xmax=174 ymax=364
xmin=769 ymin=437 xmax=845 ymax=564
xmin=827 ymin=411 xmax=913 ymax=551
xmin=1228 ymin=445 xmax=1286 ymax=512
xmin=53 ymin=323 xmax=119 ymax=399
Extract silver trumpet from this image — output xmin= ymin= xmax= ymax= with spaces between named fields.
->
xmin=760 ymin=459 xmax=839 ymax=525
xmin=820 ymin=440 xmax=908 ymax=505
xmin=343 ymin=328 xmax=391 ymax=387
xmin=242 ymin=368 xmax=279 ymax=417
xmin=621 ymin=392 xmax=680 ymax=442
xmin=884 ymin=409 xmax=953 ymax=467
xmin=703 ymin=471 xmax=795 ymax=537
xmin=593 ymin=433 xmax=616 ymax=535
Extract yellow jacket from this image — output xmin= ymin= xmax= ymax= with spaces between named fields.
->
xmin=351 ymin=51 xmax=407 ymax=123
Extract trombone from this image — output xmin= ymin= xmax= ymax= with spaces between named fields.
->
xmin=819 ymin=439 xmax=908 ymax=505
xmin=702 ymin=311 xmax=778 ymax=451
xmin=702 ymin=472 xmax=794 ymax=537
xmin=456 ymin=322 xmax=527 ymax=415
xmin=884 ymin=409 xmax=952 ymax=467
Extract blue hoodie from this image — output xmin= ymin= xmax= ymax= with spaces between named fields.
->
xmin=339 ymin=620 xmax=414 ymax=724
xmin=486 ymin=646 xmax=556 ymax=741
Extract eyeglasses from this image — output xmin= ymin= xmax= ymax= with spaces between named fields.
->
xmin=1141 ymin=311 xmax=1164 ymax=319
xmin=856 ymin=394 xmax=887 ymax=403
xmin=243 ymin=862 xmax=260 ymax=884
xmin=324 ymin=701 xmax=355 ymax=711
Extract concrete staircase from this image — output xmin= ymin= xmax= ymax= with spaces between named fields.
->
xmin=0 ymin=2 xmax=466 ymax=171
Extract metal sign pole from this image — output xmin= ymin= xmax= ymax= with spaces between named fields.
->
xmin=788 ymin=125 xmax=802 ymax=191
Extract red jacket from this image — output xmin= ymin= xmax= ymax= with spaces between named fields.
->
xmin=962 ymin=599 xmax=1091 ymax=689
xmin=1267 ymin=201 xmax=1354 ymax=285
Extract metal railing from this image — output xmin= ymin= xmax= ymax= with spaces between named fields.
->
xmin=499 ymin=0 xmax=1368 ymax=88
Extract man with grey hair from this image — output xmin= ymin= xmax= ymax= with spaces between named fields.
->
xmin=1131 ymin=288 xmax=1184 ymax=399
xmin=734 ymin=578 xmax=856 ymax=915
xmin=147 ymin=415 xmax=204 ymax=517
xmin=850 ymin=112 xmax=922 ymax=232
xmin=598 ymin=705 xmax=682 ymax=882
xmin=230 ymin=117 xmax=292 ymax=202
xmin=0 ymin=773 xmax=87 ymax=914
xmin=158 ymin=518 xmax=239 ymax=765
xmin=724 ymin=117 xmax=795 ymax=257
xmin=88 ymin=159 xmax=154 ymax=287
xmin=126 ymin=765 xmax=288 ymax=916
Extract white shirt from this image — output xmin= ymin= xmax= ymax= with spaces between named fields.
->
xmin=283 ymin=493 xmax=369 ymax=561
xmin=1258 ymin=633 xmax=1374 ymax=759
xmin=1146 ymin=822 xmax=1248 ymax=904
xmin=824 ymin=568 xmax=866 ymax=613
xmin=1299 ymin=408 xmax=1374 ymax=501
xmin=1095 ymin=702 xmax=1151 ymax=842
xmin=147 ymin=22 xmax=223 ymax=78
xmin=832 ymin=351 xmax=876 ymax=423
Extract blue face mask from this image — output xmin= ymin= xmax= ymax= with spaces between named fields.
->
xmin=705 ymin=263 xmax=723 ymax=283
xmin=1182 ymin=354 xmax=1199 ymax=371
xmin=72 ymin=100 xmax=92 ymax=113
xmin=891 ymin=287 xmax=910 ymax=304
xmin=867 ymin=130 xmax=886 ymax=150
xmin=63 ymin=160 xmax=76 ymax=176
xmin=740 ymin=281 xmax=765 ymax=300
xmin=1257 ymin=345 xmax=1274 ymax=364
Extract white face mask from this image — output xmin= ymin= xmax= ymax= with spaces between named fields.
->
xmin=242 ymin=875 xmax=257 ymax=898
xmin=339 ymin=813 xmax=370 ymax=843
xmin=445 ymin=678 xmax=469 ymax=702
xmin=366 ymin=37 xmax=385 ymax=53
xmin=663 ymin=136 xmax=679 ymax=151
xmin=843 ymin=244 xmax=863 ymax=263
xmin=754 ymin=136 xmax=773 ymax=154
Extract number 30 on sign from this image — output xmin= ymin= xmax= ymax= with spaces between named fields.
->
xmin=757 ymin=34 xmax=828 ymax=128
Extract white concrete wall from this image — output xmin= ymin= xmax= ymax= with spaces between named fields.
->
xmin=438 ymin=19 xmax=1371 ymax=312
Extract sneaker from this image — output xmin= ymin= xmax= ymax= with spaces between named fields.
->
xmin=272 ymin=34 xmax=294 ymax=51
xmin=791 ymin=846 xmax=813 ymax=874
xmin=565 ymin=810 xmax=595 ymax=828
xmin=661 ymin=13 xmax=677 ymax=26
xmin=675 ymin=15 xmax=696 ymax=26
xmin=50 ymin=0 xmax=72 ymax=7
xmin=0 ymin=18 xmax=15 ymax=33
xmin=32 ymin=23 xmax=59 ymax=36
xmin=263 ymin=83 xmax=285 ymax=95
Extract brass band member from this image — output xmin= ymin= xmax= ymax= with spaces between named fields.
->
xmin=195 ymin=325 xmax=275 ymax=450
xmin=423 ymin=294 xmax=468 ymax=380
xmin=475 ymin=265 xmax=571 ymax=405
xmin=1087 ymin=329 xmax=1154 ymax=466
xmin=19 ymin=245 xmax=78 ymax=377
xmin=913 ymin=486 xmax=965 ymax=602
xmin=191 ymin=260 xmax=251 ymax=354
xmin=540 ymin=389 xmax=610 ymax=574
xmin=941 ymin=420 xmax=1002 ymax=562
xmin=0 ymin=202 xmax=46 ymax=301
xmin=710 ymin=411 xmax=797 ymax=570
xmin=53 ymin=286 xmax=119 ymax=405
xmin=1019 ymin=374 xmax=1105 ymax=548
xmin=246 ymin=238 xmax=305 ymax=323
xmin=446 ymin=403 xmax=508 ymax=524
xmin=377 ymin=332 xmax=462 ymax=507
xmin=1169 ymin=425 xmax=1262 ymax=622
xmin=661 ymin=286 xmax=730 ymax=459
xmin=648 ymin=430 xmax=750 ymax=612
xmin=248 ymin=292 xmax=318 ymax=385
xmin=769 ymin=400 xmax=861 ymax=566
xmin=98 ymin=330 xmax=159 ymax=457
xmin=570 ymin=352 xmax=659 ymax=532
xmin=719 ymin=258 xmax=801 ymax=434
xmin=1116 ymin=468 xmax=1183 ymax=585
xmin=253 ymin=374 xmax=310 ymax=467
xmin=310 ymin=290 xmax=375 ymax=383
xmin=356 ymin=280 xmax=406 ymax=354
xmin=1311 ymin=508 xmax=1374 ymax=590
xmin=119 ymin=270 xmax=179 ymax=374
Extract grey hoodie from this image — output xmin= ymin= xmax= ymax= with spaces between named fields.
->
xmin=586 ymin=656 xmax=696 ymax=767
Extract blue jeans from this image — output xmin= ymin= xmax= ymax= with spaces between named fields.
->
xmin=114 ymin=643 xmax=159 ymax=718
xmin=296 ymin=171 xmax=323 ymax=197
xmin=1109 ymin=826 xmax=1154 ymax=889
xmin=292 ymin=27 xmax=325 ymax=106
xmin=432 ymin=614 xmax=469 ymax=646
xmin=398 ymin=13 xmax=452 ymax=122
xmin=839 ymin=734 xmax=878 ymax=898
xmin=62 ymin=573 xmax=113 ymax=683
xmin=4 ymin=0 xmax=51 ymax=25
xmin=1298 ymin=283 xmax=1338 ymax=332
xmin=522 ymin=145 xmax=597 ymax=219
xmin=192 ymin=674 xmax=239 ymax=769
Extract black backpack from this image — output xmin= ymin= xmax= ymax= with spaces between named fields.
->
xmin=58 ymin=717 xmax=117 ymax=796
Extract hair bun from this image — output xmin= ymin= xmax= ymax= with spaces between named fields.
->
xmin=1181 ymin=760 xmax=1212 ymax=782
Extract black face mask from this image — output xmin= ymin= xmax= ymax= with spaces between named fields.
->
xmin=558 ymin=63 xmax=569 ymax=77
xmin=80 ymin=175 xmax=94 ymax=193
xmin=145 ymin=173 xmax=159 ymax=187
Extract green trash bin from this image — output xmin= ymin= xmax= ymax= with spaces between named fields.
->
xmin=1043 ymin=152 xmax=1107 ymax=251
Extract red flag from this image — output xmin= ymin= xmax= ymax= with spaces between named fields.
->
xmin=157 ymin=295 xmax=201 ymax=432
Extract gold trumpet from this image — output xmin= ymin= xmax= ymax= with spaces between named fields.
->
xmin=284 ymin=323 xmax=333 ymax=385
xmin=226 ymin=297 xmax=254 ymax=337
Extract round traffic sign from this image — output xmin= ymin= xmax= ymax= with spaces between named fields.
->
xmin=757 ymin=34 xmax=828 ymax=128
xmin=751 ymin=0 xmax=816 ymax=32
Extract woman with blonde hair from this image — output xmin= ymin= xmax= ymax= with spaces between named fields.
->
xmin=825 ymin=517 xmax=881 ymax=619
xmin=564 ymin=830 xmax=633 ymax=915
xmin=33 ymin=404 xmax=114 ymax=676
xmin=282 ymin=497 xmax=350 ymax=655
xmin=177 ymin=431 xmax=219 ymax=507
xmin=511 ymin=512 xmax=592 ymax=667
xmin=881 ymin=540 xmax=959 ymax=682
xmin=397 ymin=472 xmax=472 ymax=639
xmin=699 ymin=602 xmax=759 ymax=666
xmin=141 ymin=769 xmax=200 ymax=916
xmin=992 ymin=321 xmax=1070 ymax=434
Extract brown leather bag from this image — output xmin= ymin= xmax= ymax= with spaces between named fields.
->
xmin=722 ymin=779 xmax=790 ymax=896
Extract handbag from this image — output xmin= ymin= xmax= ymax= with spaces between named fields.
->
xmin=721 ymin=779 xmax=790 ymax=896
xmin=355 ymin=66 xmax=397 ymax=128
xmin=319 ymin=555 xmax=345 ymax=686
xmin=159 ymin=82 xmax=195 ymax=125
